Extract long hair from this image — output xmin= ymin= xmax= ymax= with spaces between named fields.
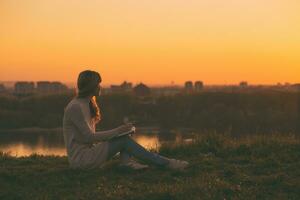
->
xmin=76 ymin=70 xmax=102 ymax=124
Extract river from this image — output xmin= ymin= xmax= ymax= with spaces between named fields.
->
xmin=0 ymin=127 xmax=196 ymax=157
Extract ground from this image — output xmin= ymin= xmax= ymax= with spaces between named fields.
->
xmin=0 ymin=133 xmax=300 ymax=200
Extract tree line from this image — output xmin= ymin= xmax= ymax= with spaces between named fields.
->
xmin=0 ymin=91 xmax=299 ymax=135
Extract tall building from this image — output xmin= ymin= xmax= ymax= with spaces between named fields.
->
xmin=37 ymin=81 xmax=68 ymax=93
xmin=37 ymin=81 xmax=51 ymax=93
xmin=184 ymin=81 xmax=193 ymax=93
xmin=194 ymin=81 xmax=204 ymax=92
xmin=14 ymin=81 xmax=35 ymax=95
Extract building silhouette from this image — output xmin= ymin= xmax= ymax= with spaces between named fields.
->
xmin=184 ymin=81 xmax=193 ymax=93
xmin=194 ymin=81 xmax=203 ymax=92
xmin=14 ymin=81 xmax=35 ymax=95
xmin=110 ymin=81 xmax=132 ymax=93
xmin=239 ymin=81 xmax=248 ymax=88
xmin=152 ymin=86 xmax=181 ymax=96
xmin=37 ymin=81 xmax=68 ymax=93
xmin=133 ymin=83 xmax=151 ymax=97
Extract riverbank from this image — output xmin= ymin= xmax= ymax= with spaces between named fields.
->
xmin=1 ymin=133 xmax=300 ymax=200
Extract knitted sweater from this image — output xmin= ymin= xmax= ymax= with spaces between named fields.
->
xmin=63 ymin=97 xmax=119 ymax=169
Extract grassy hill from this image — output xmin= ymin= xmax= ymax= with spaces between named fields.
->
xmin=1 ymin=133 xmax=299 ymax=200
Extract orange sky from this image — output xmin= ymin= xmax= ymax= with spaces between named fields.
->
xmin=0 ymin=0 xmax=299 ymax=86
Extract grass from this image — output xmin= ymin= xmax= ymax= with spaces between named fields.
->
xmin=0 ymin=133 xmax=300 ymax=200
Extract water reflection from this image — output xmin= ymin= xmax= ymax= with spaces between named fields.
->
xmin=0 ymin=128 xmax=195 ymax=157
xmin=133 ymin=135 xmax=161 ymax=150
xmin=1 ymin=143 xmax=66 ymax=157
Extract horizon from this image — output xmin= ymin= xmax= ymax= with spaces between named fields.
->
xmin=0 ymin=80 xmax=297 ymax=89
xmin=0 ymin=77 xmax=299 ymax=86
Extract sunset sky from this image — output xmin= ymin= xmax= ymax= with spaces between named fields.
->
xmin=0 ymin=0 xmax=299 ymax=86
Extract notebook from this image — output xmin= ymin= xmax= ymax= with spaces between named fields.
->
xmin=117 ymin=126 xmax=136 ymax=137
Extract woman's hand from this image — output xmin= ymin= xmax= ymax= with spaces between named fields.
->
xmin=117 ymin=123 xmax=134 ymax=134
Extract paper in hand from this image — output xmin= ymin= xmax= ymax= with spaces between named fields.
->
xmin=118 ymin=126 xmax=136 ymax=137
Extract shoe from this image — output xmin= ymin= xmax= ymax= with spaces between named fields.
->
xmin=166 ymin=158 xmax=189 ymax=171
xmin=119 ymin=159 xmax=149 ymax=170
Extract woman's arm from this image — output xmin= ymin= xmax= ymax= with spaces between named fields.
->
xmin=94 ymin=127 xmax=122 ymax=141
xmin=68 ymin=104 xmax=123 ymax=143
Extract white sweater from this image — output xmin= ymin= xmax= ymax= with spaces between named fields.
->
xmin=63 ymin=97 xmax=120 ymax=169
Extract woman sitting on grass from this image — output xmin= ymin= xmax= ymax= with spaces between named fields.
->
xmin=63 ymin=70 xmax=189 ymax=170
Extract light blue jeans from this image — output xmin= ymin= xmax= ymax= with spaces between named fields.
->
xmin=106 ymin=135 xmax=170 ymax=166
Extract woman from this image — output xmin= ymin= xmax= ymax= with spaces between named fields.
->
xmin=63 ymin=70 xmax=189 ymax=170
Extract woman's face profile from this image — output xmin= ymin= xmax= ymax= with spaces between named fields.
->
xmin=95 ymin=82 xmax=102 ymax=96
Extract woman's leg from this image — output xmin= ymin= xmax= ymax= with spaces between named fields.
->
xmin=106 ymin=135 xmax=170 ymax=166
xmin=120 ymin=151 xmax=131 ymax=163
